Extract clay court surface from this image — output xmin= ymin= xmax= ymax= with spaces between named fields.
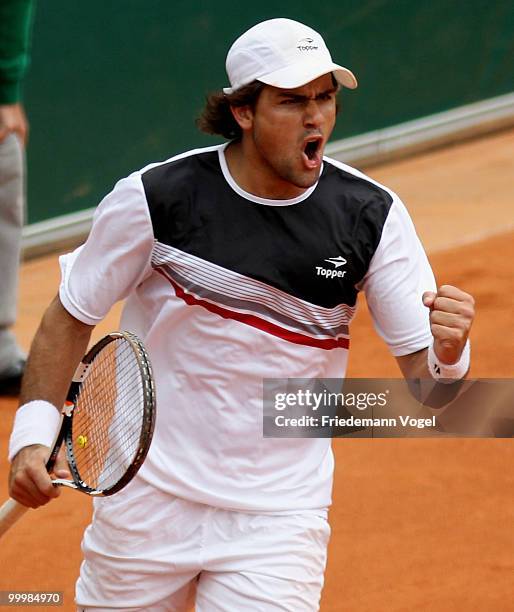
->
xmin=1 ymin=129 xmax=513 ymax=610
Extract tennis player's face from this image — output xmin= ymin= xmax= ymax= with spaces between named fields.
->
xmin=245 ymin=74 xmax=338 ymax=197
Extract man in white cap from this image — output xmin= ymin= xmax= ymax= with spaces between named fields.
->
xmin=8 ymin=18 xmax=474 ymax=611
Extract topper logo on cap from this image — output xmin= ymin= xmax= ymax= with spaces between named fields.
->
xmin=223 ymin=18 xmax=358 ymax=95
xmin=297 ymin=37 xmax=319 ymax=52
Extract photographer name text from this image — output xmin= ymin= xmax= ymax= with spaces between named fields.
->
xmin=274 ymin=415 xmax=436 ymax=429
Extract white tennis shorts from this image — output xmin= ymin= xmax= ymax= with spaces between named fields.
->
xmin=76 ymin=477 xmax=330 ymax=611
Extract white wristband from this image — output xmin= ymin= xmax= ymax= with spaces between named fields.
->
xmin=8 ymin=400 xmax=61 ymax=462
xmin=427 ymin=339 xmax=470 ymax=384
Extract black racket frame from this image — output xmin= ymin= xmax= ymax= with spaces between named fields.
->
xmin=45 ymin=331 xmax=156 ymax=496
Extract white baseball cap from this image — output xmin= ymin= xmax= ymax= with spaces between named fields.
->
xmin=223 ymin=18 xmax=358 ymax=94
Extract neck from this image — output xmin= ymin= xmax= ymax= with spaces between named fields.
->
xmin=224 ymin=140 xmax=309 ymax=200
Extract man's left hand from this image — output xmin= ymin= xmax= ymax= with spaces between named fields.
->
xmin=422 ymin=285 xmax=475 ymax=365
xmin=0 ymin=103 xmax=29 ymax=145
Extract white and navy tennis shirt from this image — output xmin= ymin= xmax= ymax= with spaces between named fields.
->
xmin=59 ymin=143 xmax=435 ymax=512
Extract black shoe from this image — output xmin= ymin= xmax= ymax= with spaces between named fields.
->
xmin=0 ymin=359 xmax=26 ymax=396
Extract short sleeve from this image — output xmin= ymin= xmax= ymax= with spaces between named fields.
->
xmin=359 ymin=195 xmax=436 ymax=356
xmin=59 ymin=172 xmax=155 ymax=325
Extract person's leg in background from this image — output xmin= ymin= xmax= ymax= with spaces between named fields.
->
xmin=0 ymin=132 xmax=26 ymax=395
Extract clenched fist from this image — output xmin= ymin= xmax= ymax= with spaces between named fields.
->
xmin=422 ymin=285 xmax=475 ymax=365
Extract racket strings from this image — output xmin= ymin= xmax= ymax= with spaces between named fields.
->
xmin=70 ymin=339 xmax=150 ymax=491
xmin=73 ymin=357 xmax=143 ymax=487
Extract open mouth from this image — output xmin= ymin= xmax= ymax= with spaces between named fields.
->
xmin=302 ymin=137 xmax=323 ymax=168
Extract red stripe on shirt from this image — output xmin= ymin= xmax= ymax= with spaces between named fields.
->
xmin=156 ymin=268 xmax=349 ymax=351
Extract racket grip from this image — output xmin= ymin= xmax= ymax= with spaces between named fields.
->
xmin=0 ymin=498 xmax=29 ymax=539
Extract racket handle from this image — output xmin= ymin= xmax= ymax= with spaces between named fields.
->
xmin=0 ymin=498 xmax=29 ymax=539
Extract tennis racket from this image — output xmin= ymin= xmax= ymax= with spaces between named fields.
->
xmin=0 ymin=331 xmax=156 ymax=538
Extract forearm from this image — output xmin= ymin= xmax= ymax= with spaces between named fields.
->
xmin=395 ymin=344 xmax=471 ymax=410
xmin=19 ymin=295 xmax=94 ymax=409
xmin=8 ymin=295 xmax=91 ymax=505
xmin=396 ymin=347 xmax=430 ymax=380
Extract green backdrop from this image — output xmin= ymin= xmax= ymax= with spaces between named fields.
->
xmin=24 ymin=1 xmax=514 ymax=223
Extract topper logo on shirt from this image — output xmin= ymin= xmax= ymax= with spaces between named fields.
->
xmin=316 ymin=256 xmax=348 ymax=279
xmin=325 ymin=256 xmax=347 ymax=268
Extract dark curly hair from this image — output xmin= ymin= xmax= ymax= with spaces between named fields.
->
xmin=197 ymin=75 xmax=341 ymax=140
xmin=196 ymin=80 xmax=265 ymax=140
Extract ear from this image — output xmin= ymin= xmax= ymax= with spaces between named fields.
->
xmin=230 ymin=104 xmax=254 ymax=131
